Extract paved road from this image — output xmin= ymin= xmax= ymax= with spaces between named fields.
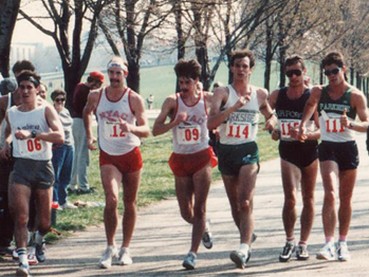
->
xmin=2 ymin=134 xmax=369 ymax=276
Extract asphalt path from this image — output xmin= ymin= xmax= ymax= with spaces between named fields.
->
xmin=2 ymin=133 xmax=369 ymax=276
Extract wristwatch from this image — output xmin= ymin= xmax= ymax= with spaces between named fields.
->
xmin=31 ymin=130 xmax=37 ymax=138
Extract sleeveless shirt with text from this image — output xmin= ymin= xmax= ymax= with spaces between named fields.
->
xmin=318 ymin=86 xmax=356 ymax=142
xmin=172 ymin=92 xmax=209 ymax=154
xmin=96 ymin=88 xmax=141 ymax=155
xmin=218 ymin=85 xmax=260 ymax=145
xmin=8 ymin=104 xmax=52 ymax=160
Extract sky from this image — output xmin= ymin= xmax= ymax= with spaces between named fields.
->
xmin=13 ymin=19 xmax=53 ymax=46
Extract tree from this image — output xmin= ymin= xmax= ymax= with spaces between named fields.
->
xmin=99 ymin=0 xmax=171 ymax=93
xmin=19 ymin=0 xmax=109 ymax=109
xmin=0 ymin=0 xmax=21 ymax=77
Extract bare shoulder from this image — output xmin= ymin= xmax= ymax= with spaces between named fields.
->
xmin=253 ymin=85 xmax=269 ymax=100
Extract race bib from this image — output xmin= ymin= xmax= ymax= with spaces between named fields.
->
xmin=279 ymin=119 xmax=301 ymax=139
xmin=103 ymin=121 xmax=127 ymax=140
xmin=324 ymin=118 xmax=345 ymax=133
xmin=17 ymin=138 xmax=43 ymax=155
xmin=225 ymin=122 xmax=251 ymax=140
xmin=176 ymin=124 xmax=201 ymax=145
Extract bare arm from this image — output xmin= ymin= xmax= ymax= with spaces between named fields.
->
xmin=343 ymin=89 xmax=369 ymax=132
xmin=123 ymin=92 xmax=150 ymax=138
xmin=299 ymin=86 xmax=321 ymax=136
xmin=207 ymin=87 xmax=247 ymax=131
xmin=258 ymin=88 xmax=276 ymax=132
xmin=83 ymin=90 xmax=100 ymax=150
xmin=152 ymin=95 xmax=185 ymax=136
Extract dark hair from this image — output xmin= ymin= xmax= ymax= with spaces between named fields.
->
xmin=284 ymin=55 xmax=306 ymax=70
xmin=12 ymin=60 xmax=35 ymax=75
xmin=229 ymin=49 xmax=255 ymax=68
xmin=50 ymin=89 xmax=66 ymax=101
xmin=16 ymin=70 xmax=41 ymax=87
xmin=174 ymin=59 xmax=201 ymax=80
xmin=321 ymin=52 xmax=345 ymax=68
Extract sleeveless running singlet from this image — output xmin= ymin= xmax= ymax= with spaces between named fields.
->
xmin=8 ymin=104 xmax=52 ymax=160
xmin=172 ymin=92 xmax=209 ymax=154
xmin=276 ymin=87 xmax=316 ymax=141
xmin=218 ymin=85 xmax=260 ymax=145
xmin=318 ymin=86 xmax=356 ymax=142
xmin=96 ymin=88 xmax=141 ymax=155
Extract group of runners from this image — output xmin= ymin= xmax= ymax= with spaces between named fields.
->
xmin=1 ymin=49 xmax=368 ymax=276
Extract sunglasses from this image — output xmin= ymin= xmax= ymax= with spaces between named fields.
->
xmin=285 ymin=69 xmax=302 ymax=78
xmin=55 ymin=98 xmax=65 ymax=103
xmin=324 ymin=67 xmax=341 ymax=76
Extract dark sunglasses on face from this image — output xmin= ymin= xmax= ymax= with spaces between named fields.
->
xmin=285 ymin=69 xmax=302 ymax=78
xmin=55 ymin=98 xmax=65 ymax=103
xmin=324 ymin=67 xmax=341 ymax=76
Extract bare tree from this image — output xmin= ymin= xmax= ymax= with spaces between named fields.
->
xmin=99 ymin=0 xmax=171 ymax=93
xmin=19 ymin=0 xmax=109 ymax=109
xmin=0 ymin=0 xmax=21 ymax=77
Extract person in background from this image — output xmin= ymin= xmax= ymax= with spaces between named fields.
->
xmin=268 ymin=55 xmax=320 ymax=262
xmin=0 ymin=70 xmax=64 ymax=276
xmin=71 ymin=71 xmax=104 ymax=194
xmin=51 ymin=89 xmax=76 ymax=210
xmin=37 ymin=83 xmax=48 ymax=100
xmin=299 ymin=51 xmax=369 ymax=261
xmin=84 ymin=57 xmax=150 ymax=269
xmin=207 ymin=49 xmax=275 ymax=269
xmin=152 ymin=59 xmax=217 ymax=270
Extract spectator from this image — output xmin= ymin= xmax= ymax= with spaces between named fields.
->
xmin=71 ymin=71 xmax=104 ymax=194
xmin=51 ymin=89 xmax=76 ymax=210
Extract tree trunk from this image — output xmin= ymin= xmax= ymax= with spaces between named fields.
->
xmin=0 ymin=0 xmax=21 ymax=77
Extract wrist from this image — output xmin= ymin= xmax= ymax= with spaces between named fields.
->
xmin=31 ymin=130 xmax=37 ymax=138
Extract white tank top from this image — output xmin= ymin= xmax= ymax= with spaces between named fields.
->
xmin=8 ymin=104 xmax=52 ymax=160
xmin=96 ymin=88 xmax=141 ymax=155
xmin=172 ymin=92 xmax=209 ymax=154
xmin=219 ymin=85 xmax=260 ymax=145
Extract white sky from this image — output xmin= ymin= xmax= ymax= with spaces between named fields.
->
xmin=13 ymin=19 xmax=53 ymax=46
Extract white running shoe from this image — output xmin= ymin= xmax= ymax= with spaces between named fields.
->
xmin=316 ymin=241 xmax=336 ymax=261
xmin=99 ymin=246 xmax=118 ymax=269
xmin=27 ymin=247 xmax=38 ymax=265
xmin=16 ymin=262 xmax=30 ymax=276
xmin=117 ymin=247 xmax=133 ymax=265
xmin=337 ymin=241 xmax=351 ymax=261
xmin=61 ymin=202 xmax=77 ymax=209
xmin=182 ymin=252 xmax=197 ymax=270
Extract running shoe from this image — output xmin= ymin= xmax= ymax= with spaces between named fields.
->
xmin=337 ymin=241 xmax=350 ymax=261
xmin=230 ymin=249 xmax=250 ymax=269
xmin=27 ymin=247 xmax=38 ymax=265
xmin=12 ymin=248 xmax=19 ymax=260
xmin=35 ymin=241 xmax=46 ymax=262
xmin=117 ymin=247 xmax=133 ymax=265
xmin=61 ymin=202 xmax=77 ymax=209
xmin=99 ymin=246 xmax=118 ymax=269
xmin=182 ymin=252 xmax=197 ymax=270
xmin=316 ymin=241 xmax=336 ymax=261
xmin=296 ymin=244 xmax=309 ymax=260
xmin=279 ymin=241 xmax=295 ymax=262
xmin=202 ymin=220 xmax=213 ymax=249
xmin=16 ymin=263 xmax=30 ymax=277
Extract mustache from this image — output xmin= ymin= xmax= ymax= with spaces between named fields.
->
xmin=109 ymin=78 xmax=120 ymax=83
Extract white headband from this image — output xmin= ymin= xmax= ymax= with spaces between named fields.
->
xmin=107 ymin=61 xmax=128 ymax=72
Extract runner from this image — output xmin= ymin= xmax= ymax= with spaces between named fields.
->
xmin=269 ymin=55 xmax=319 ymax=262
xmin=152 ymin=59 xmax=217 ymax=270
xmin=299 ymin=51 xmax=369 ymax=261
xmin=83 ymin=56 xmax=150 ymax=269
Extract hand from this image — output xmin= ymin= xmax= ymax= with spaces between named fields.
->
xmin=234 ymin=95 xmax=251 ymax=109
xmin=271 ymin=129 xmax=280 ymax=141
xmin=174 ymin=112 xmax=187 ymax=125
xmin=340 ymin=108 xmax=349 ymax=128
xmin=87 ymin=136 xmax=97 ymax=150
xmin=14 ymin=129 xmax=31 ymax=140
xmin=297 ymin=124 xmax=308 ymax=142
xmin=118 ymin=117 xmax=131 ymax=133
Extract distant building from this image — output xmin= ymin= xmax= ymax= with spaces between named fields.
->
xmin=10 ymin=43 xmax=38 ymax=66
